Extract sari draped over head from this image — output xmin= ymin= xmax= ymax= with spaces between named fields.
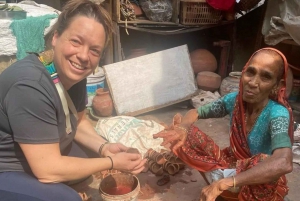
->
xmin=173 ymin=48 xmax=293 ymax=201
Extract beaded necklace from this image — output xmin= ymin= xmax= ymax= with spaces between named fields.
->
xmin=38 ymin=52 xmax=78 ymax=134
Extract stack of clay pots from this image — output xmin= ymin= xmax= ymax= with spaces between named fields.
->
xmin=190 ymin=49 xmax=221 ymax=92
xmin=145 ymin=149 xmax=185 ymax=176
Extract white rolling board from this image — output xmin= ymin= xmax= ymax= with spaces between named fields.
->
xmin=103 ymin=45 xmax=197 ymax=116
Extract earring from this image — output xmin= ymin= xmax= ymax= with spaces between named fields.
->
xmin=271 ymin=88 xmax=278 ymax=96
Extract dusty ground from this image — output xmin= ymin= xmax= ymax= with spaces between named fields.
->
xmin=70 ymin=103 xmax=300 ymax=201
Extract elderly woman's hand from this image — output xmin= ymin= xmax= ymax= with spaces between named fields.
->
xmin=199 ymin=177 xmax=233 ymax=201
xmin=111 ymin=152 xmax=147 ymax=175
xmin=153 ymin=125 xmax=189 ymax=151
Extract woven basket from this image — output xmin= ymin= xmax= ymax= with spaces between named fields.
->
xmin=180 ymin=0 xmax=222 ymax=25
xmin=236 ymin=0 xmax=261 ymax=11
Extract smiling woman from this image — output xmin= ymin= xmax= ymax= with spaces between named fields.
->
xmin=51 ymin=16 xmax=106 ymax=89
xmin=0 ymin=1 xmax=146 ymax=201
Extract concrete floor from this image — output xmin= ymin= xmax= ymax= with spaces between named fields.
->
xmin=71 ymin=103 xmax=300 ymax=201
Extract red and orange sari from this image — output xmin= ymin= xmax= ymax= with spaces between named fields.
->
xmin=173 ymin=48 xmax=294 ymax=201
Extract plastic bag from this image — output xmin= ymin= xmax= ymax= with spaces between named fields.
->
xmin=191 ymin=90 xmax=221 ymax=108
xmin=139 ymin=0 xmax=173 ymax=22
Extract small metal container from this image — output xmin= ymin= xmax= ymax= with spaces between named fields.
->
xmin=0 ymin=10 xmax=27 ymax=20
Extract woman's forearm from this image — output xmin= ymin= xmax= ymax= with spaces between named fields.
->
xmin=74 ymin=111 xmax=107 ymax=154
xmin=19 ymin=143 xmax=112 ymax=183
xmin=40 ymin=156 xmax=112 ymax=183
xmin=180 ymin=109 xmax=199 ymax=128
xmin=234 ymin=148 xmax=293 ymax=186
xmin=220 ymin=148 xmax=293 ymax=189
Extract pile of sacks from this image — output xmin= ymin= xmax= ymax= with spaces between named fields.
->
xmin=144 ymin=148 xmax=185 ymax=176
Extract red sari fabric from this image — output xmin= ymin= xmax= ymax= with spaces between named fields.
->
xmin=173 ymin=48 xmax=293 ymax=201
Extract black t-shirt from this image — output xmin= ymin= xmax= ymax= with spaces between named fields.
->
xmin=0 ymin=54 xmax=86 ymax=173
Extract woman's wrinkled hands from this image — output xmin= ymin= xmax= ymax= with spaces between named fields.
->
xmin=111 ymin=152 xmax=147 ymax=175
xmin=153 ymin=126 xmax=188 ymax=151
xmin=199 ymin=178 xmax=233 ymax=201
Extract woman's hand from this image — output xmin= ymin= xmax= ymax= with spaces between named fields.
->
xmin=101 ymin=143 xmax=147 ymax=174
xmin=199 ymin=177 xmax=233 ymax=201
xmin=111 ymin=152 xmax=147 ymax=175
xmin=101 ymin=143 xmax=128 ymax=157
xmin=153 ymin=126 xmax=188 ymax=151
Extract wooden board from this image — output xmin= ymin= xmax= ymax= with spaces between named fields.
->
xmin=103 ymin=45 xmax=197 ymax=116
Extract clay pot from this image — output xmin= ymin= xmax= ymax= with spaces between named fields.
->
xmin=219 ymin=72 xmax=241 ymax=96
xmin=197 ymin=71 xmax=222 ymax=92
xmin=127 ymin=48 xmax=147 ymax=60
xmin=92 ymin=88 xmax=113 ymax=117
xmin=190 ymin=49 xmax=218 ymax=74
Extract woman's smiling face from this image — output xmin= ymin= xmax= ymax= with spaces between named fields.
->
xmin=241 ymin=51 xmax=282 ymax=104
xmin=51 ymin=16 xmax=106 ymax=89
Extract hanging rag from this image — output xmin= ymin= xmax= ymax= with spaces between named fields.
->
xmin=0 ymin=3 xmax=24 ymax=11
xmin=9 ymin=14 xmax=58 ymax=60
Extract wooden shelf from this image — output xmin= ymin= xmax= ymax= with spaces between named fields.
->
xmin=118 ymin=20 xmax=234 ymax=35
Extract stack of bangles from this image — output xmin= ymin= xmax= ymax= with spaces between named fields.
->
xmin=98 ymin=142 xmax=113 ymax=170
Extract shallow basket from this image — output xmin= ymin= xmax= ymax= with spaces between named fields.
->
xmin=180 ymin=0 xmax=222 ymax=25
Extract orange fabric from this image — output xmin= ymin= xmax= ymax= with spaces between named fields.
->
xmin=173 ymin=48 xmax=292 ymax=201
xmin=220 ymin=190 xmax=239 ymax=201
xmin=174 ymin=125 xmax=235 ymax=172
xmin=174 ymin=127 xmax=288 ymax=201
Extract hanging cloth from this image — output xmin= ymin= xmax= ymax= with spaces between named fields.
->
xmin=206 ymin=0 xmax=235 ymax=11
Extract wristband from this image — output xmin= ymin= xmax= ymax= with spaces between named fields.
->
xmin=232 ymin=176 xmax=236 ymax=188
xmin=107 ymin=156 xmax=114 ymax=170
xmin=98 ymin=141 xmax=109 ymax=157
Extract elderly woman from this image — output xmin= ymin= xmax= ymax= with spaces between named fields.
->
xmin=0 ymin=0 xmax=146 ymax=201
xmin=154 ymin=48 xmax=293 ymax=201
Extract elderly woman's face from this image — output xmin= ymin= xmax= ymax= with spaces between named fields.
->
xmin=51 ymin=16 xmax=106 ymax=88
xmin=241 ymin=52 xmax=281 ymax=104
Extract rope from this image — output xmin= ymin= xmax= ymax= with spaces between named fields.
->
xmin=120 ymin=0 xmax=136 ymax=21
xmin=120 ymin=0 xmax=136 ymax=35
